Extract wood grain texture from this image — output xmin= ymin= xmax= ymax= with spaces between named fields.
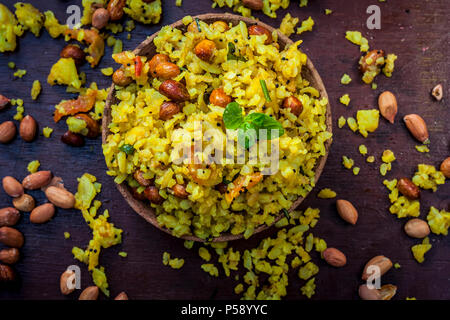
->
xmin=0 ymin=0 xmax=449 ymax=300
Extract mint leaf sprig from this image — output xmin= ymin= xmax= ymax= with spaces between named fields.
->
xmin=223 ymin=102 xmax=284 ymax=148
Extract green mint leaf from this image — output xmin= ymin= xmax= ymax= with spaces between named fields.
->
xmin=223 ymin=102 xmax=244 ymax=129
xmin=237 ymin=122 xmax=257 ymax=149
xmin=244 ymin=113 xmax=284 ymax=140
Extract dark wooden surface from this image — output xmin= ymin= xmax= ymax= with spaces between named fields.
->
xmin=0 ymin=0 xmax=448 ymax=300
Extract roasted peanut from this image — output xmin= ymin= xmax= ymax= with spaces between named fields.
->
xmin=440 ymin=157 xmax=450 ymax=178
xmin=336 ymin=199 xmax=358 ymax=225
xmin=159 ymin=102 xmax=181 ymax=120
xmin=403 ymin=114 xmax=429 ymax=143
xmin=79 ymin=286 xmax=99 ymax=300
xmin=0 ymin=121 xmax=16 ymax=144
xmin=0 ymin=94 xmax=10 ymax=110
xmin=211 ymin=21 xmax=229 ymax=31
xmin=0 ymin=264 xmax=15 ymax=282
xmin=148 ymin=54 xmax=170 ymax=76
xmin=397 ymin=178 xmax=420 ymax=200
xmin=133 ymin=171 xmax=151 ymax=187
xmin=194 ymin=40 xmax=216 ymax=61
xmin=112 ymin=68 xmax=133 ymax=87
xmin=172 ymin=184 xmax=189 ymax=199
xmin=359 ymin=49 xmax=385 ymax=73
xmin=12 ymin=194 xmax=35 ymax=212
xmin=30 ymin=203 xmax=56 ymax=224
xmin=60 ymin=45 xmax=86 ymax=66
xmin=45 ymin=186 xmax=75 ymax=209
xmin=74 ymin=113 xmax=100 ymax=138
xmin=19 ymin=115 xmax=37 ymax=142
xmin=60 ymin=269 xmax=76 ymax=295
xmin=130 ymin=187 xmax=147 ymax=201
xmin=362 ymin=255 xmax=392 ymax=281
xmin=187 ymin=20 xmax=200 ymax=33
xmin=379 ymin=284 xmax=397 ymax=300
xmin=144 ymin=186 xmax=164 ymax=204
xmin=0 ymin=227 xmax=24 ymax=248
xmin=378 ymin=91 xmax=397 ymax=124
xmin=209 ymin=88 xmax=232 ymax=108
xmin=431 ymin=84 xmax=443 ymax=101
xmin=404 ymin=218 xmax=430 ymax=238
xmin=215 ymin=183 xmax=228 ymax=194
xmin=248 ymin=25 xmax=272 ymax=44
xmin=358 ymin=284 xmax=381 ymax=300
xmin=61 ymin=131 xmax=85 ymax=147
xmin=92 ymin=8 xmax=110 ymax=29
xmin=107 ymin=0 xmax=126 ymax=21
xmin=282 ymin=96 xmax=303 ymax=116
xmin=22 ymin=171 xmax=52 ymax=190
xmin=154 ymin=61 xmax=180 ymax=80
xmin=2 ymin=176 xmax=24 ymax=198
xmin=114 ymin=291 xmax=129 ymax=300
xmin=0 ymin=207 xmax=20 ymax=227
xmin=0 ymin=248 xmax=20 ymax=264
xmin=242 ymin=0 xmax=263 ymax=10
xmin=159 ymin=80 xmax=190 ymax=102
xmin=322 ymin=248 xmax=347 ymax=267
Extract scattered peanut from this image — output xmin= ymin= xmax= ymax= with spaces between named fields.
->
xmin=431 ymin=84 xmax=443 ymax=101
xmin=359 ymin=49 xmax=385 ymax=73
xmin=397 ymin=177 xmax=420 ymax=200
xmin=0 ymin=121 xmax=17 ymax=144
xmin=159 ymin=102 xmax=181 ymax=120
xmin=60 ymin=269 xmax=76 ymax=295
xmin=404 ymin=218 xmax=430 ymax=238
xmin=378 ymin=284 xmax=397 ymax=300
xmin=358 ymin=284 xmax=381 ymax=300
xmin=282 ymin=96 xmax=303 ymax=116
xmin=403 ymin=114 xmax=429 ymax=144
xmin=148 ymin=54 xmax=170 ymax=76
xmin=144 ymin=186 xmax=164 ymax=204
xmin=378 ymin=91 xmax=397 ymax=124
xmin=194 ymin=39 xmax=216 ymax=61
xmin=45 ymin=186 xmax=75 ymax=209
xmin=60 ymin=45 xmax=86 ymax=66
xmin=248 ymin=25 xmax=272 ymax=44
xmin=2 ymin=176 xmax=24 ymax=198
xmin=362 ymin=255 xmax=392 ymax=281
xmin=154 ymin=61 xmax=180 ymax=80
xmin=209 ymin=88 xmax=232 ymax=108
xmin=0 ymin=94 xmax=10 ymax=110
xmin=22 ymin=171 xmax=52 ymax=190
xmin=336 ymin=199 xmax=358 ymax=225
xmin=133 ymin=170 xmax=151 ymax=187
xmin=79 ymin=286 xmax=99 ymax=300
xmin=107 ymin=0 xmax=126 ymax=21
xmin=440 ymin=157 xmax=450 ymax=178
xmin=322 ymin=247 xmax=347 ymax=267
xmin=112 ymin=68 xmax=133 ymax=87
xmin=0 ymin=227 xmax=24 ymax=248
xmin=159 ymin=80 xmax=190 ymax=102
xmin=30 ymin=203 xmax=56 ymax=224
xmin=0 ymin=264 xmax=15 ymax=282
xmin=92 ymin=8 xmax=110 ymax=30
xmin=242 ymin=0 xmax=263 ymax=10
xmin=61 ymin=131 xmax=85 ymax=147
xmin=19 ymin=115 xmax=37 ymax=142
xmin=211 ymin=21 xmax=229 ymax=31
xmin=12 ymin=194 xmax=35 ymax=212
xmin=114 ymin=291 xmax=129 ymax=300
xmin=0 ymin=248 xmax=20 ymax=264
xmin=171 ymin=184 xmax=189 ymax=199
xmin=0 ymin=207 xmax=20 ymax=227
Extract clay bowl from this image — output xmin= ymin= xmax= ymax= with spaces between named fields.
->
xmin=102 ymin=13 xmax=333 ymax=242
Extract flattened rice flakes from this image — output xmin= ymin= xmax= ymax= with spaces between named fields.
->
xmin=411 ymin=237 xmax=432 ymax=263
xmin=383 ymin=179 xmax=420 ymax=218
xmin=31 ymin=80 xmax=41 ymax=100
xmin=317 ymin=188 xmax=336 ymax=199
xmin=48 ymin=58 xmax=81 ymax=89
xmin=426 ymin=206 xmax=450 ymax=236
xmin=296 ymin=17 xmax=314 ymax=35
xmin=162 ymin=252 xmax=185 ymax=269
xmin=0 ymin=3 xmax=23 ymax=52
xmin=412 ymin=164 xmax=446 ymax=192
xmin=356 ymin=109 xmax=379 ymax=138
xmin=27 ymin=160 xmax=40 ymax=173
xmin=279 ymin=13 xmax=299 ymax=37
xmin=124 ymin=0 xmax=162 ymax=25
xmin=345 ymin=31 xmax=369 ymax=52
xmin=14 ymin=2 xmax=43 ymax=37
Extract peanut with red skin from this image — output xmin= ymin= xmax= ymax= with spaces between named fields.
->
xmin=209 ymin=88 xmax=232 ymax=108
xmin=248 ymin=25 xmax=272 ymax=44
